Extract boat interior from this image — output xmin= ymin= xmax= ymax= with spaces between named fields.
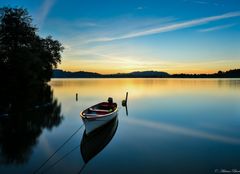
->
xmin=83 ymin=102 xmax=117 ymax=116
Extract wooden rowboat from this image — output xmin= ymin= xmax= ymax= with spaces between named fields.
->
xmin=80 ymin=98 xmax=118 ymax=134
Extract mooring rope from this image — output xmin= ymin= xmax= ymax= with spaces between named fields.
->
xmin=78 ymin=163 xmax=87 ymax=174
xmin=41 ymin=144 xmax=80 ymax=173
xmin=33 ymin=124 xmax=84 ymax=174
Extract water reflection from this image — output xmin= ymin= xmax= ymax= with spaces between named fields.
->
xmin=45 ymin=79 xmax=240 ymax=174
xmin=0 ymin=84 xmax=63 ymax=165
xmin=50 ymin=78 xmax=240 ymax=100
xmin=125 ymin=117 xmax=240 ymax=145
xmin=1 ymin=78 xmax=239 ymax=173
xmin=80 ymin=117 xmax=118 ymax=163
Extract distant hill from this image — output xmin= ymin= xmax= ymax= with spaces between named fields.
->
xmin=52 ymin=69 xmax=102 ymax=78
xmin=104 ymin=71 xmax=170 ymax=78
xmin=52 ymin=69 xmax=240 ymax=78
xmin=52 ymin=69 xmax=170 ymax=78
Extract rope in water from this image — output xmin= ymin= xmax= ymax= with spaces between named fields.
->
xmin=33 ymin=124 xmax=84 ymax=174
xmin=41 ymin=144 xmax=80 ymax=173
xmin=78 ymin=163 xmax=87 ymax=174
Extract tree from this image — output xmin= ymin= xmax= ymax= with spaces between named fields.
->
xmin=0 ymin=7 xmax=64 ymax=85
xmin=0 ymin=7 xmax=64 ymax=165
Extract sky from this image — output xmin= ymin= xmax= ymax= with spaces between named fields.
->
xmin=1 ymin=0 xmax=240 ymax=74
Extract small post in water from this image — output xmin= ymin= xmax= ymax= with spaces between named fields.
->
xmin=76 ymin=93 xmax=78 ymax=101
xmin=125 ymin=92 xmax=128 ymax=104
xmin=122 ymin=92 xmax=128 ymax=106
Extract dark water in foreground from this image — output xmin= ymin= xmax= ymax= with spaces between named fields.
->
xmin=0 ymin=79 xmax=240 ymax=174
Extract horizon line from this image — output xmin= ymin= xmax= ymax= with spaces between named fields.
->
xmin=53 ymin=68 xmax=239 ymax=75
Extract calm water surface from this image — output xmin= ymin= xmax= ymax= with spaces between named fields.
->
xmin=1 ymin=79 xmax=240 ymax=174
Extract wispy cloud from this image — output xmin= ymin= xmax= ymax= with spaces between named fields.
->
xmin=198 ymin=23 xmax=236 ymax=32
xmin=192 ymin=1 xmax=208 ymax=5
xmin=62 ymin=16 xmax=174 ymax=45
xmin=35 ymin=0 xmax=56 ymax=27
xmin=137 ymin=6 xmax=144 ymax=10
xmin=184 ymin=0 xmax=224 ymax=6
xmin=88 ymin=11 xmax=240 ymax=43
xmin=61 ymin=39 xmax=240 ymax=73
xmin=57 ymin=10 xmax=240 ymax=73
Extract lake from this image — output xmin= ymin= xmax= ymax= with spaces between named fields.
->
xmin=0 ymin=78 xmax=240 ymax=174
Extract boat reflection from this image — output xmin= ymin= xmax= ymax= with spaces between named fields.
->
xmin=80 ymin=116 xmax=118 ymax=164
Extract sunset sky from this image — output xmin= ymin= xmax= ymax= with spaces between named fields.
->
xmin=2 ymin=0 xmax=240 ymax=74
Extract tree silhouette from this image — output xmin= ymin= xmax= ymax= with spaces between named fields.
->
xmin=0 ymin=7 xmax=64 ymax=85
xmin=0 ymin=7 xmax=64 ymax=165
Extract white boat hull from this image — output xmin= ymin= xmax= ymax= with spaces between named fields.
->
xmin=82 ymin=111 xmax=118 ymax=134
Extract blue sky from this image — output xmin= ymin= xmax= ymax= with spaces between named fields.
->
xmin=1 ymin=0 xmax=240 ymax=73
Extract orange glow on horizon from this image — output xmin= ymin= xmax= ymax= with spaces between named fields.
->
xmin=57 ymin=65 xmax=234 ymax=75
xmin=57 ymin=58 xmax=240 ymax=75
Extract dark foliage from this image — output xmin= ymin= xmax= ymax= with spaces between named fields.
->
xmin=53 ymin=69 xmax=103 ymax=78
xmin=0 ymin=7 xmax=64 ymax=165
xmin=0 ymin=7 xmax=64 ymax=85
xmin=171 ymin=69 xmax=240 ymax=78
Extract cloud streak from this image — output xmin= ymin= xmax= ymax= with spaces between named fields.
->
xmin=198 ymin=23 xmax=236 ymax=32
xmin=89 ymin=11 xmax=240 ymax=42
xmin=35 ymin=0 xmax=56 ymax=27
